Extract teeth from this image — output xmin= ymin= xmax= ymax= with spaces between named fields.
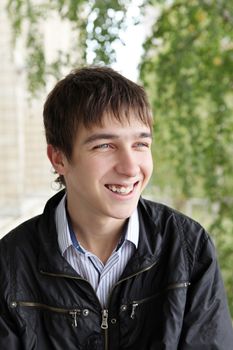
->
xmin=107 ymin=184 xmax=134 ymax=194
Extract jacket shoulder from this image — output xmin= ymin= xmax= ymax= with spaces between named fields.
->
xmin=0 ymin=215 xmax=41 ymax=252
xmin=139 ymin=197 xmax=212 ymax=267
xmin=0 ymin=190 xmax=64 ymax=249
xmin=140 ymin=197 xmax=207 ymax=233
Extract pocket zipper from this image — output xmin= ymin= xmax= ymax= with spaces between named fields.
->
xmin=10 ymin=301 xmax=85 ymax=327
xmin=120 ymin=281 xmax=191 ymax=319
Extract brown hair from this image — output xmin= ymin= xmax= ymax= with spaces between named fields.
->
xmin=43 ymin=66 xmax=153 ymax=185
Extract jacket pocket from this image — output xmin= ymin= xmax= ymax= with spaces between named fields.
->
xmin=120 ymin=281 xmax=191 ymax=319
xmin=10 ymin=301 xmax=90 ymax=328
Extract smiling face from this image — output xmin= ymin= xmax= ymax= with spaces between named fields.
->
xmin=49 ymin=113 xmax=153 ymax=224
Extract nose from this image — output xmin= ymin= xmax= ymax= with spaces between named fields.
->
xmin=114 ymin=149 xmax=140 ymax=178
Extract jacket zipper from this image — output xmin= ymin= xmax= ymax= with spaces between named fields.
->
xmin=101 ymin=260 xmax=160 ymax=349
xmin=40 ymin=261 xmax=159 ymax=350
xmin=101 ymin=309 xmax=109 ymax=349
xmin=10 ymin=301 xmax=82 ymax=327
xmin=124 ymin=281 xmax=191 ymax=319
xmin=101 ymin=309 xmax=108 ymax=329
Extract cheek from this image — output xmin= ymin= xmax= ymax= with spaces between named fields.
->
xmin=81 ymin=158 xmax=110 ymax=181
xmin=142 ymin=153 xmax=154 ymax=177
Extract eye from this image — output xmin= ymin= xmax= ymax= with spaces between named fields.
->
xmin=93 ymin=143 xmax=112 ymax=150
xmin=134 ymin=142 xmax=151 ymax=149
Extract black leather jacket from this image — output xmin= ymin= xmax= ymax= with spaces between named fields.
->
xmin=0 ymin=191 xmax=232 ymax=349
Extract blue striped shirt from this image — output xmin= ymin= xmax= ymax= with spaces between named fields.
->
xmin=55 ymin=195 xmax=139 ymax=307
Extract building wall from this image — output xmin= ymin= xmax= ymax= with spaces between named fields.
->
xmin=0 ymin=0 xmax=53 ymax=223
xmin=0 ymin=0 xmax=25 ymax=216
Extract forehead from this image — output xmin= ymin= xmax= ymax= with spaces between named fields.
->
xmin=100 ymin=112 xmax=150 ymax=129
xmin=77 ymin=112 xmax=152 ymax=141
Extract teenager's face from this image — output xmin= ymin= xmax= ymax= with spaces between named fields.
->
xmin=60 ymin=113 xmax=153 ymax=221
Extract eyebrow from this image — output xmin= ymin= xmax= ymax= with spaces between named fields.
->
xmin=83 ymin=132 xmax=152 ymax=145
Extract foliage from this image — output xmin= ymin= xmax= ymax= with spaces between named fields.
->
xmin=6 ymin=0 xmax=134 ymax=96
xmin=140 ymin=0 xmax=233 ymax=315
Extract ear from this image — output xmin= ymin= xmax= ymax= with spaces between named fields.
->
xmin=47 ymin=144 xmax=67 ymax=176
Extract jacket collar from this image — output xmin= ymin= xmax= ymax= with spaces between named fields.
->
xmin=38 ymin=190 xmax=162 ymax=278
xmin=119 ymin=198 xmax=163 ymax=278
xmin=38 ymin=190 xmax=78 ymax=277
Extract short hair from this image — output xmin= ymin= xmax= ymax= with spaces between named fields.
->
xmin=43 ymin=66 xmax=153 ymax=185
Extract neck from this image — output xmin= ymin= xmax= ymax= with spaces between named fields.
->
xmin=67 ymin=203 xmax=127 ymax=264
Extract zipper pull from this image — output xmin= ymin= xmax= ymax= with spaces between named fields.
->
xmin=130 ymin=303 xmax=139 ymax=319
xmin=69 ymin=310 xmax=80 ymax=327
xmin=101 ymin=309 xmax=108 ymax=329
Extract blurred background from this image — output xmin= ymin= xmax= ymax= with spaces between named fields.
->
xmin=0 ymin=0 xmax=232 ymax=317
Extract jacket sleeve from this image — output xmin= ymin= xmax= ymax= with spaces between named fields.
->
xmin=0 ymin=239 xmax=23 ymax=350
xmin=178 ymin=229 xmax=233 ymax=349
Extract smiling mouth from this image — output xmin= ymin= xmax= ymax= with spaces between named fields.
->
xmin=105 ymin=182 xmax=139 ymax=195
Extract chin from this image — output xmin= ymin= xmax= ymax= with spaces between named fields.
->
xmin=109 ymin=207 xmax=137 ymax=220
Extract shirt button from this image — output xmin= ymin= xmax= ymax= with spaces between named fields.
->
xmin=111 ymin=318 xmax=117 ymax=324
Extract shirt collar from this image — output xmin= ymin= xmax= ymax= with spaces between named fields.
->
xmin=125 ymin=208 xmax=139 ymax=248
xmin=55 ymin=194 xmax=139 ymax=256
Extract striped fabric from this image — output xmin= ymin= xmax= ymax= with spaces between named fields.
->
xmin=55 ymin=194 xmax=139 ymax=307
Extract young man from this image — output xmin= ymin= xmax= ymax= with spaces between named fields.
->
xmin=0 ymin=67 xmax=232 ymax=349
